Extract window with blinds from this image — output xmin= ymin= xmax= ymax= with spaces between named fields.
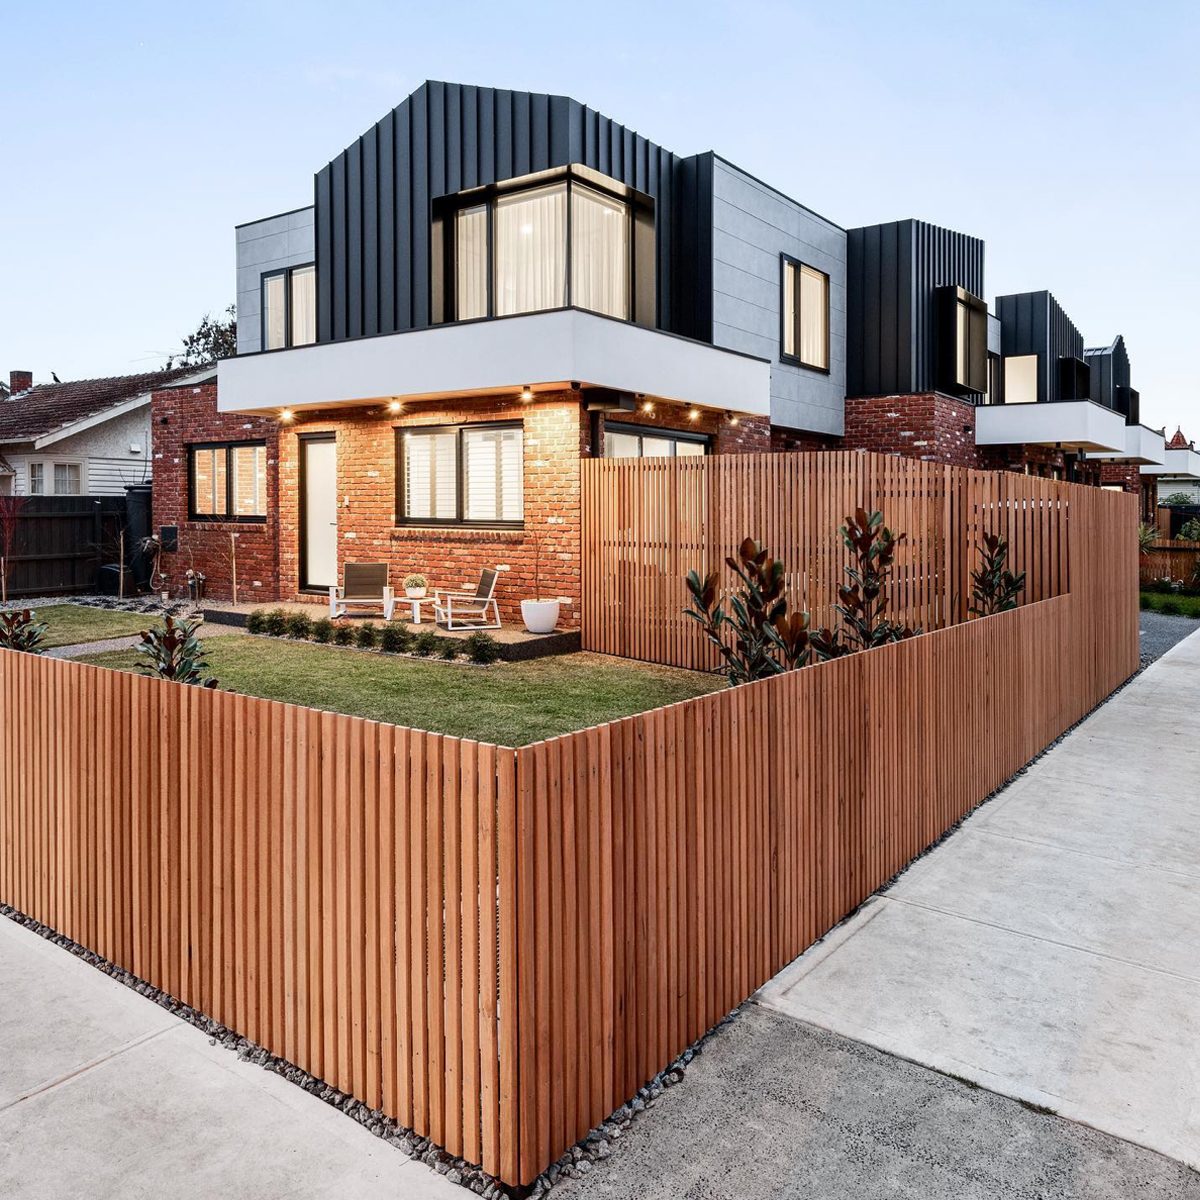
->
xmin=189 ymin=442 xmax=267 ymax=521
xmin=398 ymin=424 xmax=524 ymax=526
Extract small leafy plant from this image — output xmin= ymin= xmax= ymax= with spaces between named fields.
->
xmin=969 ymin=531 xmax=1026 ymax=617
xmin=810 ymin=509 xmax=920 ymax=659
xmin=464 ymin=630 xmax=501 ymax=664
xmin=379 ymin=622 xmax=412 ymax=653
xmin=263 ymin=608 xmax=288 ymax=638
xmin=0 ymin=608 xmax=48 ymax=654
xmin=285 ymin=610 xmax=314 ymax=640
xmin=135 ymin=616 xmax=218 ymax=687
xmin=333 ymin=621 xmax=355 ymax=646
xmin=413 ymin=629 xmax=440 ymax=657
xmin=403 ymin=572 xmax=428 ymax=590
xmin=1178 ymin=517 xmax=1200 ymax=543
xmin=1137 ymin=523 xmax=1159 ymax=555
xmin=311 ymin=617 xmax=334 ymax=643
xmin=438 ymin=639 xmax=460 ymax=660
xmin=356 ymin=622 xmax=378 ymax=649
xmin=685 ymin=538 xmax=810 ymax=686
xmin=246 ymin=609 xmax=267 ymax=635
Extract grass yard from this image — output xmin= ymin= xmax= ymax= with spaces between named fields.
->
xmin=23 ymin=603 xmax=155 ymax=649
xmin=80 ymin=635 xmax=725 ymax=745
xmin=1140 ymin=590 xmax=1200 ymax=618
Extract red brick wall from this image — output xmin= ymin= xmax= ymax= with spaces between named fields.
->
xmin=593 ymin=406 xmax=771 ymax=455
xmin=151 ymin=381 xmax=281 ymax=602
xmin=843 ymin=393 xmax=983 ymax=468
xmin=770 ymin=426 xmax=841 ymax=452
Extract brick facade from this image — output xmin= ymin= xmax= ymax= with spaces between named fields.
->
xmin=151 ymin=380 xmax=280 ymax=602
xmin=843 ymin=393 xmax=983 ymax=468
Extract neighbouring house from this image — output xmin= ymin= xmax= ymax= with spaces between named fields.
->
xmin=0 ymin=367 xmax=193 ymax=497
xmin=152 ymin=80 xmax=1175 ymax=613
xmin=1145 ymin=427 xmax=1200 ymax=507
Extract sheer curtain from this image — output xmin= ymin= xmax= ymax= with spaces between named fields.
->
xmin=263 ymin=273 xmax=287 ymax=350
xmin=783 ymin=261 xmax=798 ymax=358
xmin=798 ymin=264 xmax=828 ymax=369
xmin=456 ymin=205 xmax=488 ymax=320
xmin=290 ymin=265 xmax=316 ymax=346
xmin=494 ymin=184 xmax=567 ymax=316
xmin=571 ymin=184 xmax=629 ymax=319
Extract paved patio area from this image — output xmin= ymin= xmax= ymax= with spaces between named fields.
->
xmin=0 ymin=918 xmax=457 ymax=1199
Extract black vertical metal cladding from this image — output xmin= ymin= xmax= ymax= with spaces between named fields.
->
xmin=313 ymin=80 xmax=709 ymax=343
xmin=1085 ymin=335 xmax=1131 ymax=412
xmin=996 ymin=291 xmax=1085 ymax=403
xmin=846 ymin=218 xmax=984 ymax=398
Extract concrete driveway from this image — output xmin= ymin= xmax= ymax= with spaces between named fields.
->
xmin=0 ymin=917 xmax=457 ymax=1200
xmin=561 ymin=631 xmax=1200 ymax=1197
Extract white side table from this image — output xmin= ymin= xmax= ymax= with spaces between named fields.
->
xmin=406 ymin=595 xmax=437 ymax=624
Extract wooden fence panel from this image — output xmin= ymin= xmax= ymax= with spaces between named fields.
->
xmin=0 ymin=660 xmax=518 ymax=1181
xmin=0 ymin=495 xmax=128 ymax=597
xmin=1140 ymin=539 xmax=1200 ymax=586
xmin=581 ymin=452 xmax=1071 ymax=669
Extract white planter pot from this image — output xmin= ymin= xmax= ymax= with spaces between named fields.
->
xmin=521 ymin=598 xmax=560 ymax=634
xmin=405 ymin=587 xmax=427 ymax=599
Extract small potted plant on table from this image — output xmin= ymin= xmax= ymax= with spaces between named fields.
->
xmin=403 ymin=572 xmax=428 ymax=599
xmin=520 ymin=529 xmax=560 ymax=634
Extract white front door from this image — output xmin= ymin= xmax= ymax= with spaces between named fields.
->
xmin=302 ymin=437 xmax=337 ymax=589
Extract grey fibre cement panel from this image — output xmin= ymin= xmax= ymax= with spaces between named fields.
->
xmin=556 ymin=1006 xmax=1200 ymax=1200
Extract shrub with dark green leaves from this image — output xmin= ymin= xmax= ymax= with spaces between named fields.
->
xmin=356 ymin=622 xmax=378 ymax=649
xmin=0 ymin=608 xmax=48 ymax=654
xmin=135 ymin=615 xmax=217 ymax=687
xmin=464 ymin=630 xmax=501 ymax=664
xmin=413 ymin=629 xmax=440 ymax=657
xmin=379 ymin=622 xmax=412 ymax=653
xmin=438 ymin=638 xmax=459 ymax=660
xmin=246 ymin=609 xmax=267 ymax=635
xmin=1158 ymin=597 xmax=1184 ymax=615
xmin=1178 ymin=517 xmax=1200 ymax=543
xmin=333 ymin=621 xmax=355 ymax=646
xmin=285 ymin=610 xmax=314 ymax=640
xmin=969 ymin=531 xmax=1026 ymax=617
xmin=311 ymin=617 xmax=334 ymax=643
xmin=263 ymin=608 xmax=289 ymax=637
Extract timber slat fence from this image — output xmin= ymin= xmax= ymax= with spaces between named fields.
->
xmin=1140 ymin=538 xmax=1200 ymax=587
xmin=581 ymin=452 xmax=1071 ymax=669
xmin=0 ymin=458 xmax=1137 ymax=1188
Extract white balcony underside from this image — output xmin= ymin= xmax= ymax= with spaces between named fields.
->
xmin=1141 ymin=447 xmax=1200 ymax=479
xmin=1085 ymin=423 xmax=1166 ymax=466
xmin=217 ymin=308 xmax=772 ymax=418
xmin=974 ymin=401 xmax=1128 ymax=453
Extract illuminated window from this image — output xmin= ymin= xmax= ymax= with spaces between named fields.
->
xmin=398 ymin=423 xmax=524 ymax=526
xmin=781 ymin=258 xmax=829 ymax=371
xmin=189 ymin=442 xmax=267 ymax=521
xmin=263 ymin=264 xmax=316 ymax=349
xmin=603 ymin=423 xmax=708 ymax=458
xmin=1004 ymin=355 xmax=1039 ymax=405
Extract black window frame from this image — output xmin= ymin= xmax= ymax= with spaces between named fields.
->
xmin=394 ymin=420 xmax=525 ymax=529
xmin=938 ymin=285 xmax=989 ymax=396
xmin=261 ymin=262 xmax=316 ymax=351
xmin=779 ymin=254 xmax=831 ymax=374
xmin=187 ymin=440 xmax=269 ymax=524
xmin=602 ymin=421 xmax=710 ymax=458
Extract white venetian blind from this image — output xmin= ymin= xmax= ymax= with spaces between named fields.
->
xmin=463 ymin=426 xmax=523 ymax=523
xmin=290 ymin=265 xmax=316 ymax=346
xmin=264 ymin=273 xmax=287 ymax=350
xmin=456 ymin=205 xmax=488 ymax=320
xmin=571 ymin=184 xmax=629 ymax=319
xmin=494 ymin=184 xmax=567 ymax=316
xmin=403 ymin=430 xmax=458 ymax=520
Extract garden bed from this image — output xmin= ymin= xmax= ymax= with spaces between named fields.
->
xmin=1140 ymin=590 xmax=1200 ymax=618
xmin=79 ymin=635 xmax=724 ymax=745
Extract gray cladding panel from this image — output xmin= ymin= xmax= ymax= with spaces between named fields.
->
xmin=709 ymin=160 xmax=846 ymax=436
xmin=236 ymin=208 xmax=315 ymax=354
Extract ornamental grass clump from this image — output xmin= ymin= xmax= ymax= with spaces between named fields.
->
xmin=413 ymin=629 xmax=440 ymax=657
xmin=311 ymin=617 xmax=334 ymax=643
xmin=438 ymin=638 xmax=459 ymax=660
xmin=356 ymin=622 xmax=378 ymax=649
xmin=0 ymin=608 xmax=48 ymax=654
xmin=379 ymin=622 xmax=413 ymax=654
xmin=464 ymin=630 xmax=501 ymax=664
xmin=135 ymin=615 xmax=217 ymax=688
xmin=333 ymin=621 xmax=355 ymax=646
xmin=263 ymin=608 xmax=289 ymax=638
xmin=245 ymin=609 xmax=267 ymax=635
xmin=285 ymin=610 xmax=314 ymax=640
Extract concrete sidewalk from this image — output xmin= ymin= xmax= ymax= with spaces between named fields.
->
xmin=0 ymin=917 xmax=457 ymax=1199
xmin=761 ymin=630 xmax=1200 ymax=1168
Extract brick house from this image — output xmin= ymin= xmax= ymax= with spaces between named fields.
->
xmin=153 ymin=82 xmax=1179 ymax=614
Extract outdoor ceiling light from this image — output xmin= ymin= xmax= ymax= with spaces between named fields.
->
xmin=520 ymin=386 xmax=534 ymax=402
xmin=388 ymin=400 xmax=403 ymax=413
xmin=688 ymin=406 xmax=701 ymax=422
xmin=279 ymin=409 xmax=294 ymax=422
xmin=727 ymin=411 xmax=739 ymax=426
xmin=641 ymin=400 xmax=655 ymax=414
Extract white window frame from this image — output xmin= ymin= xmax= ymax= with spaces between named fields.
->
xmin=25 ymin=457 xmax=85 ymax=496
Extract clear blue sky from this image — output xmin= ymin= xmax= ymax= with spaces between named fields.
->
xmin=2 ymin=1 xmax=1196 ymax=434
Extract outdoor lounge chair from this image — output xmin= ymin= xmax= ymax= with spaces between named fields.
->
xmin=433 ymin=567 xmax=501 ymax=630
xmin=329 ymin=562 xmax=395 ymax=621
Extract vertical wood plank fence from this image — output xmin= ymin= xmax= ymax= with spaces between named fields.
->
xmin=1140 ymin=538 xmax=1200 ymax=587
xmin=0 ymin=459 xmax=1138 ymax=1188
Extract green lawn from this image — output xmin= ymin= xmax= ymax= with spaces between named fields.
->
xmin=1140 ymin=590 xmax=1200 ymax=619
xmin=79 ymin=635 xmax=725 ymax=745
xmin=25 ymin=603 xmax=156 ymax=649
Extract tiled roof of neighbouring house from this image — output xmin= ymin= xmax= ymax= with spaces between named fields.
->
xmin=1166 ymin=426 xmax=1192 ymax=450
xmin=0 ymin=368 xmax=196 ymax=443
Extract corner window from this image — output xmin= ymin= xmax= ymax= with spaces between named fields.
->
xmin=440 ymin=168 xmax=642 ymax=325
xmin=189 ymin=441 xmax=267 ymax=521
xmin=1003 ymin=355 xmax=1039 ymax=405
xmin=781 ymin=257 xmax=829 ymax=371
xmin=262 ymin=264 xmax=316 ymax=350
xmin=603 ymin=423 xmax=708 ymax=458
xmin=397 ymin=423 xmax=523 ymax=527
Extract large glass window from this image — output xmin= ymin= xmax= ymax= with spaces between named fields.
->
xmin=449 ymin=174 xmax=634 ymax=323
xmin=398 ymin=423 xmax=524 ymax=526
xmin=262 ymin=264 xmax=316 ymax=350
xmin=603 ymin=423 xmax=708 ymax=458
xmin=1004 ymin=355 xmax=1039 ymax=405
xmin=53 ymin=463 xmax=82 ymax=495
xmin=781 ymin=258 xmax=830 ymax=371
xmin=189 ymin=442 xmax=267 ymax=521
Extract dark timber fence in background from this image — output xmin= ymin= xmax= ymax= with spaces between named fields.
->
xmin=0 ymin=459 xmax=1138 ymax=1188
xmin=0 ymin=495 xmax=128 ymax=597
